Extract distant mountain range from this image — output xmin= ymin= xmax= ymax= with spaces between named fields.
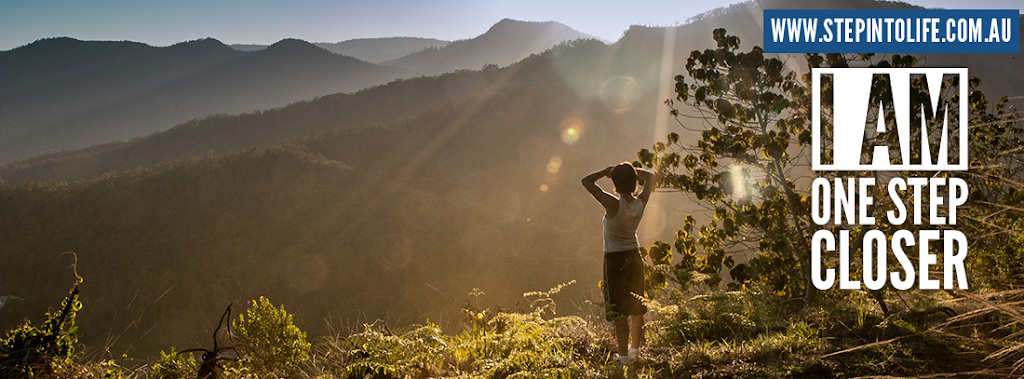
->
xmin=0 ymin=19 xmax=592 ymax=164
xmin=5 ymin=3 xmax=1023 ymax=181
xmin=232 ymin=37 xmax=451 ymax=63
xmin=237 ymin=19 xmax=597 ymax=73
xmin=382 ymin=19 xmax=597 ymax=76
xmin=0 ymin=37 xmax=402 ymax=164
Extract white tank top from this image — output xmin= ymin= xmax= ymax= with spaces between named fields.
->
xmin=603 ymin=196 xmax=645 ymax=253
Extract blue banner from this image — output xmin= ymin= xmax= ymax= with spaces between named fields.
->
xmin=764 ymin=9 xmax=1019 ymax=53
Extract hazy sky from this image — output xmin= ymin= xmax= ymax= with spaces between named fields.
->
xmin=1 ymin=0 xmax=1022 ymax=51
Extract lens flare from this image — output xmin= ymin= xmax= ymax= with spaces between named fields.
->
xmin=599 ymin=76 xmax=640 ymax=113
xmin=561 ymin=127 xmax=581 ymax=144
xmin=547 ymin=157 xmax=563 ymax=174
xmin=540 ymin=184 xmax=549 ymax=192
xmin=560 ymin=118 xmax=585 ymax=145
xmin=563 ymin=128 xmax=579 ymax=143
xmin=729 ymin=164 xmax=748 ymax=201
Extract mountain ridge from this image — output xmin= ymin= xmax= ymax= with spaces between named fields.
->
xmin=0 ymin=36 xmax=402 ymax=164
xmin=230 ymin=37 xmax=452 ymax=63
xmin=381 ymin=19 xmax=596 ymax=75
xmin=0 ymin=19 xmax=596 ymax=163
xmin=312 ymin=37 xmax=450 ymax=63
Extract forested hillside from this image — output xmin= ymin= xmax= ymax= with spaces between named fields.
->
xmin=0 ymin=42 xmax=686 ymax=356
xmin=1 ymin=67 xmax=507 ymax=183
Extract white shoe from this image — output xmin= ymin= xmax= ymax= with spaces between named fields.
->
xmin=618 ymin=355 xmax=633 ymax=365
xmin=628 ymin=347 xmax=639 ymax=360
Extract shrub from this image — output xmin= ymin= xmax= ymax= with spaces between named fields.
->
xmin=148 ymin=348 xmax=198 ymax=379
xmin=0 ymin=280 xmax=81 ymax=378
xmin=646 ymin=290 xmax=780 ymax=345
xmin=233 ymin=296 xmax=311 ymax=376
xmin=323 ymin=283 xmax=608 ymax=379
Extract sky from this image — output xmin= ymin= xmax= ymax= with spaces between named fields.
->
xmin=1 ymin=0 xmax=1022 ymax=51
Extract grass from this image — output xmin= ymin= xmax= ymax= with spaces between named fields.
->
xmin=7 ymin=284 xmax=1024 ymax=379
xmin=319 ymin=312 xmax=604 ymax=378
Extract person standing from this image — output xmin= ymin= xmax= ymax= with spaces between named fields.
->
xmin=582 ymin=161 xmax=658 ymax=365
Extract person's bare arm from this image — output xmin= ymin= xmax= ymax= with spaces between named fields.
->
xmin=636 ymin=167 xmax=660 ymax=204
xmin=582 ymin=166 xmax=618 ymax=214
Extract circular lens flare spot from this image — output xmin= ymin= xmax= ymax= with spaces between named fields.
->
xmin=599 ymin=76 xmax=639 ymax=113
xmin=560 ymin=117 xmax=585 ymax=145
xmin=547 ymin=157 xmax=563 ymax=174
xmin=540 ymin=184 xmax=549 ymax=192
xmin=562 ymin=127 xmax=580 ymax=144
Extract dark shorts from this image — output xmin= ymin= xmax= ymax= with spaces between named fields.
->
xmin=603 ymin=249 xmax=647 ymax=321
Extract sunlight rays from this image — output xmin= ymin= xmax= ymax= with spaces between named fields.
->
xmin=653 ymin=26 xmax=676 ymax=149
xmin=279 ymin=51 xmax=534 ymax=275
xmin=640 ymin=26 xmax=677 ymax=244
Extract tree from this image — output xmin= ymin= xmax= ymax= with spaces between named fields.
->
xmin=638 ymin=27 xmax=1023 ymax=308
xmin=638 ymin=28 xmax=819 ymax=302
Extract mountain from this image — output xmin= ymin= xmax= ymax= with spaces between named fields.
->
xmin=0 ymin=20 xmax=588 ymax=164
xmin=0 ymin=38 xmax=240 ymax=161
xmin=315 ymin=37 xmax=451 ymax=63
xmin=228 ymin=43 xmax=268 ymax=52
xmin=0 ymin=47 xmax=667 ymax=357
xmin=0 ymin=68 xmax=512 ymax=183
xmin=231 ymin=37 xmax=451 ymax=63
xmin=382 ymin=19 xmax=596 ymax=76
xmin=0 ymin=37 xmax=405 ymax=164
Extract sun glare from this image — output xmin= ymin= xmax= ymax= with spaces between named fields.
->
xmin=729 ymin=164 xmax=748 ymax=201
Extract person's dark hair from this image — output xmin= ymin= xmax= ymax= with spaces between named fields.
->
xmin=611 ymin=162 xmax=638 ymax=195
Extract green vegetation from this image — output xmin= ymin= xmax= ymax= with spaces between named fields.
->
xmin=1 ymin=279 xmax=82 ymax=378
xmin=631 ymin=26 xmax=1024 ymax=377
xmin=6 ymin=276 xmax=1024 ymax=378
xmin=636 ymin=25 xmax=1024 ymax=300
xmin=234 ymin=297 xmax=311 ymax=376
